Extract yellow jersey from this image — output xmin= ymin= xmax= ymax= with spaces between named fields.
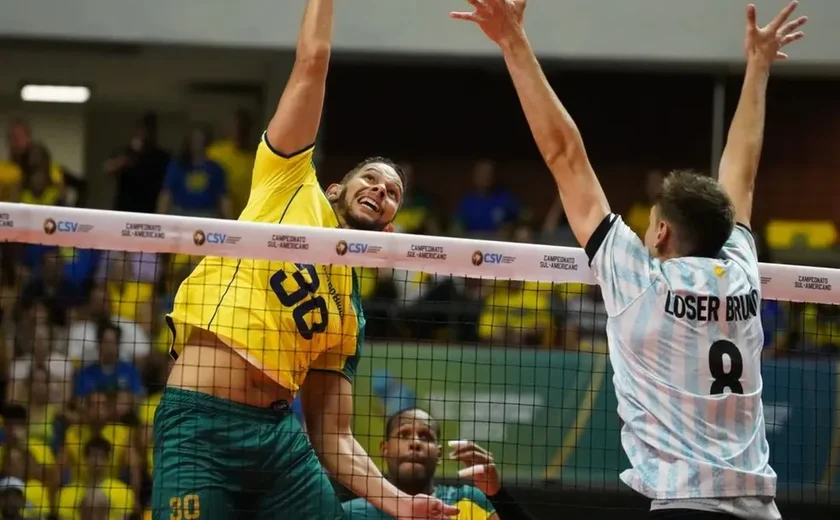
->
xmin=168 ymin=138 xmax=364 ymax=392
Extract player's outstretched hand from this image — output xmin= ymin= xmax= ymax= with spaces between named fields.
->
xmin=450 ymin=0 xmax=527 ymax=47
xmin=397 ymin=494 xmax=459 ymax=519
xmin=449 ymin=440 xmax=501 ymax=497
xmin=744 ymin=1 xmax=807 ymax=64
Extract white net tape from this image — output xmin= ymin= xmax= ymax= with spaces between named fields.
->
xmin=0 ymin=203 xmax=837 ymax=305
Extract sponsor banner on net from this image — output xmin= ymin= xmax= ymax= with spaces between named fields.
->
xmin=406 ymin=243 xmax=447 ymax=261
xmin=120 ymin=221 xmax=166 ymax=239
xmin=334 ymin=239 xmax=383 ymax=257
xmin=267 ymin=232 xmax=310 ymax=251
xmin=43 ymin=218 xmax=93 ymax=235
xmin=539 ymin=253 xmax=579 ymax=272
xmin=0 ymin=213 xmax=14 ymax=229
xmin=471 ymin=250 xmax=515 ymax=267
xmin=794 ymin=274 xmax=832 ymax=292
xmin=192 ymin=229 xmax=241 ymax=247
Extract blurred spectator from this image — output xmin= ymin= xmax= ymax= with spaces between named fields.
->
xmin=61 ymin=393 xmax=141 ymax=504
xmin=0 ymin=405 xmax=59 ymax=508
xmin=540 ymin=197 xmax=576 ymax=246
xmin=0 ymin=160 xmax=21 ymax=203
xmin=0 ymin=476 xmax=29 ymax=520
xmin=78 ymin=487 xmax=110 ymax=520
xmin=453 ymin=160 xmax=520 ymax=236
xmin=19 ymin=144 xmax=62 ymax=207
xmin=57 ymin=436 xmax=135 ymax=520
xmin=561 ymin=285 xmax=609 ymax=353
xmin=105 ymin=113 xmax=170 ymax=214
xmin=477 ymin=225 xmax=553 ymax=347
xmin=21 ymin=367 xmax=60 ymax=446
xmin=19 ymin=249 xmax=85 ymax=327
xmin=95 ymin=252 xmax=160 ymax=287
xmin=8 ymin=325 xmax=72 ymax=405
xmin=67 ymin=285 xmax=152 ymax=367
xmin=207 ymin=109 xmax=256 ymax=218
xmin=6 ymin=119 xmax=65 ymax=189
xmin=390 ymin=163 xmax=440 ymax=235
xmin=75 ymin=322 xmax=144 ymax=399
xmin=157 ymin=126 xmax=231 ymax=219
xmin=625 ymin=168 xmax=664 ymax=239
xmin=97 ymin=253 xmax=156 ymax=324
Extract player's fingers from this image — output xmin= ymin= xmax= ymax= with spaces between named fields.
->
xmin=440 ymin=504 xmax=460 ymax=517
xmin=745 ymin=4 xmax=757 ymax=32
xmin=778 ymin=16 xmax=808 ymax=36
xmin=780 ymin=31 xmax=805 ymax=47
xmin=458 ymin=464 xmax=492 ymax=480
xmin=449 ymin=11 xmax=478 ymax=22
xmin=776 ymin=51 xmax=789 ymax=60
xmin=450 ymin=449 xmax=494 ymax=465
xmin=769 ymin=0 xmax=798 ymax=31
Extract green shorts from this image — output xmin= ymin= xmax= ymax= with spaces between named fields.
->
xmin=151 ymin=388 xmax=345 ymax=520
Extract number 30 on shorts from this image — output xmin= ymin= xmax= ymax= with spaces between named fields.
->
xmin=169 ymin=495 xmax=200 ymax=520
xmin=270 ymin=263 xmax=329 ymax=339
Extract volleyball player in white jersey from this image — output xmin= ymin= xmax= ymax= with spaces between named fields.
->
xmin=451 ymin=1 xmax=808 ymax=518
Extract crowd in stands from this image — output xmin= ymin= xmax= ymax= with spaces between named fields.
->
xmin=0 ymin=109 xmax=836 ymax=518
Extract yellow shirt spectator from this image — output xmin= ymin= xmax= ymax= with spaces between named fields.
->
xmin=479 ymin=281 xmax=554 ymax=345
xmin=108 ymin=281 xmax=155 ymax=322
xmin=63 ymin=424 xmax=132 ymax=482
xmin=625 ymin=202 xmax=651 ymax=239
xmin=0 ymin=442 xmax=56 ymax=469
xmin=24 ymin=479 xmax=51 ymax=519
xmin=207 ymin=140 xmax=255 ymax=217
xmin=0 ymin=161 xmax=22 ymax=201
xmin=57 ymin=478 xmax=134 ymax=520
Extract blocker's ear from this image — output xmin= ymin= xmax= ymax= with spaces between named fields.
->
xmin=325 ymin=184 xmax=341 ymax=202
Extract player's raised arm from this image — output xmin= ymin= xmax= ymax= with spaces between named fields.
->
xmin=451 ymin=0 xmax=610 ymax=247
xmin=718 ymin=1 xmax=806 ymax=228
xmin=265 ymin=0 xmax=334 ymax=157
xmin=301 ymin=371 xmax=459 ymax=519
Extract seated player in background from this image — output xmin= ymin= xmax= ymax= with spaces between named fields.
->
xmin=157 ymin=1 xmax=456 ymax=519
xmin=452 ymin=0 xmax=806 ymax=519
xmin=344 ymin=408 xmax=534 ymax=520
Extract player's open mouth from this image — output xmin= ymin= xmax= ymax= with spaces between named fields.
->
xmin=358 ymin=196 xmax=380 ymax=213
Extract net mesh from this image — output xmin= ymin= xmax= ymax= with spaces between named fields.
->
xmin=0 ymin=203 xmax=838 ymax=519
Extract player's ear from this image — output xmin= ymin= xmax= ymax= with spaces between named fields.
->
xmin=325 ymin=183 xmax=341 ymax=203
xmin=379 ymin=440 xmax=388 ymax=458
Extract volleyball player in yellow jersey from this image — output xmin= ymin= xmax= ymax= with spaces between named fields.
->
xmin=151 ymin=1 xmax=459 ymax=519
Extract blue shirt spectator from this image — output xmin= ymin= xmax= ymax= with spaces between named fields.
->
xmin=454 ymin=160 xmax=520 ymax=234
xmin=75 ymin=321 xmax=144 ymax=398
xmin=158 ymin=126 xmax=231 ymax=219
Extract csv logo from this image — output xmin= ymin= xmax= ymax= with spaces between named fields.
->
xmin=58 ymin=221 xmax=92 ymax=233
xmin=349 ymin=243 xmax=381 ymax=254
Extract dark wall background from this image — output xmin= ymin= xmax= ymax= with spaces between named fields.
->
xmin=321 ymin=63 xmax=840 ymax=230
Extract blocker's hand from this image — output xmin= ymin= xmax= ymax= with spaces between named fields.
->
xmin=396 ymin=494 xmax=459 ymax=519
xmin=449 ymin=440 xmax=502 ymax=497
xmin=450 ymin=0 xmax=527 ymax=47
xmin=744 ymin=1 xmax=807 ymax=64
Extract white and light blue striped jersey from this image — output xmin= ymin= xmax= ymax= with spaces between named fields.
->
xmin=586 ymin=214 xmax=776 ymax=500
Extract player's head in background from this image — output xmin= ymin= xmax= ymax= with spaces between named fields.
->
xmin=644 ymin=170 xmax=735 ymax=260
xmin=325 ymin=157 xmax=406 ymax=232
xmin=381 ymin=408 xmax=442 ymax=495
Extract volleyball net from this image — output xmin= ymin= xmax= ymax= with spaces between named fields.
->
xmin=1 ymin=202 xmax=839 ymax=518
